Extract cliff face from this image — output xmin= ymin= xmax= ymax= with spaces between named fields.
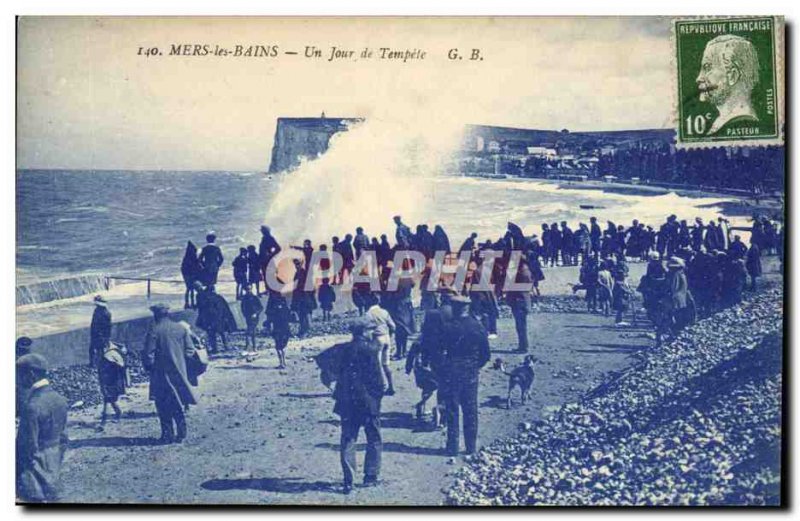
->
xmin=268 ymin=117 xmax=363 ymax=173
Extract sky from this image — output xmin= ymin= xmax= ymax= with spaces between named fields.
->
xmin=16 ymin=16 xmax=674 ymax=171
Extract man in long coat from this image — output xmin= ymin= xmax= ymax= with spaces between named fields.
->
xmin=393 ymin=215 xmax=413 ymax=250
xmin=638 ymin=270 xmax=672 ymax=347
xmin=143 ymin=304 xmax=198 ymax=444
xmin=16 ymin=354 xmax=69 ymax=503
xmin=505 ymin=263 xmax=533 ymax=352
xmin=688 ymin=248 xmax=714 ymax=316
xmin=722 ymin=256 xmax=747 ymax=306
xmin=589 ymin=217 xmax=602 ymax=257
xmin=432 ymin=225 xmax=451 ymax=254
xmin=469 ymin=267 xmax=499 ymax=338
xmin=89 ymin=295 xmax=112 ymax=366
xmin=195 ymin=282 xmax=237 ymax=352
xmin=386 ymin=277 xmax=416 ymax=360
xmin=442 ymin=296 xmax=491 ymax=456
xmin=408 ymin=289 xmax=455 ymax=424
xmin=353 ymin=227 xmax=370 ymax=259
xmin=745 ymin=243 xmax=763 ymax=290
xmin=333 ymin=318 xmax=385 ymax=494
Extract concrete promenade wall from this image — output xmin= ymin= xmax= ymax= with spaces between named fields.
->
xmin=28 ymin=303 xmax=247 ymax=369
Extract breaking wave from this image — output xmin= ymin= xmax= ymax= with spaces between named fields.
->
xmin=16 ymin=274 xmax=116 ymax=306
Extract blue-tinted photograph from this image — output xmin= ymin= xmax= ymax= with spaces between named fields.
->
xmin=15 ymin=16 xmax=785 ymax=506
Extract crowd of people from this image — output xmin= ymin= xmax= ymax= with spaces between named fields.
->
xmin=175 ymin=212 xmax=781 ymax=356
xmin=16 ymin=210 xmax=782 ymax=500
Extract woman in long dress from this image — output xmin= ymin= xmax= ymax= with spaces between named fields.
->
xmin=181 ymin=241 xmax=202 ymax=309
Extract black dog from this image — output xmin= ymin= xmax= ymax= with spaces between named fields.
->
xmin=493 ymin=356 xmax=535 ymax=409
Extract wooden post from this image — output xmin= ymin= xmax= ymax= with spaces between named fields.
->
xmin=147 ymin=278 xmax=151 ymax=299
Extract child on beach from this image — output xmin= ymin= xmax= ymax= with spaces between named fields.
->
xmin=98 ymin=341 xmax=128 ymax=426
xmin=246 ymin=245 xmax=261 ymax=295
xmin=318 ymin=278 xmax=336 ymax=321
xmin=240 ymin=284 xmax=264 ymax=350
xmin=271 ymin=294 xmax=291 ymax=369
xmin=597 ymin=263 xmax=614 ymax=317
xmin=528 ymin=254 xmax=545 ymax=298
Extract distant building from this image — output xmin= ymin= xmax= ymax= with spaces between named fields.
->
xmin=527 ymin=146 xmax=557 ymax=158
xmin=503 ymin=141 xmax=529 ymax=155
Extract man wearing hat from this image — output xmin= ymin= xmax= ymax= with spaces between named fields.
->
xmin=407 ymin=286 xmax=456 ymax=425
xmin=505 ymin=263 xmax=533 ymax=353
xmin=89 ymin=295 xmax=112 ymax=367
xmin=16 ymin=353 xmax=68 ymax=502
xmin=333 ymin=317 xmax=385 ymax=494
xmin=442 ymin=294 xmax=490 ymax=456
xmin=16 ymin=336 xmax=33 ymax=359
xmin=425 ymin=285 xmax=456 ymax=340
xmin=143 ymin=304 xmax=198 ymax=443
xmin=393 ymin=215 xmax=413 ymax=250
xmin=16 ymin=337 xmax=35 ymax=417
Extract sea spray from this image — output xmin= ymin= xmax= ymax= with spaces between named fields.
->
xmin=263 ymin=116 xmax=465 ymax=246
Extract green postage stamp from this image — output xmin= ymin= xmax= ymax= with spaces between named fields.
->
xmin=673 ymin=16 xmax=784 ymax=148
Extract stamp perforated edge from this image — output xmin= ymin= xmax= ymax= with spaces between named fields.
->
xmin=670 ymin=15 xmax=785 ymax=150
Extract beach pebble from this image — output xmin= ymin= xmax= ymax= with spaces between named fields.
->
xmin=445 ymin=286 xmax=783 ymax=506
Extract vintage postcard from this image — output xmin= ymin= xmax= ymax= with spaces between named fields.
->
xmin=15 ymin=16 xmax=785 ymax=506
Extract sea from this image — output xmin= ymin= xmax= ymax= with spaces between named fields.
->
xmin=16 ymin=169 xmax=742 ymax=304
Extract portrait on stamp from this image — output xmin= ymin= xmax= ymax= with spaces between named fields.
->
xmin=674 ymin=17 xmax=782 ymax=146
xmin=696 ymin=34 xmax=760 ymax=135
